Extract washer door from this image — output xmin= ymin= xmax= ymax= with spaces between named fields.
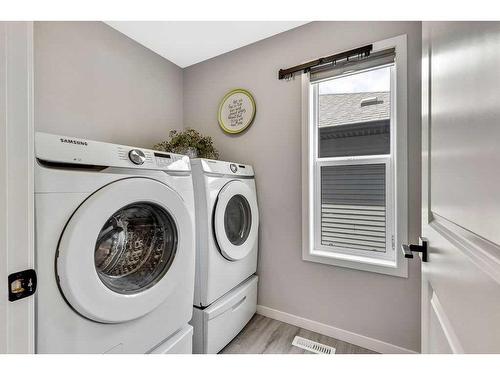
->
xmin=214 ymin=180 xmax=259 ymax=261
xmin=56 ymin=178 xmax=193 ymax=323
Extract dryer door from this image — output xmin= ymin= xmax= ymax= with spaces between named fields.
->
xmin=56 ymin=177 xmax=193 ymax=323
xmin=214 ymin=180 xmax=259 ymax=261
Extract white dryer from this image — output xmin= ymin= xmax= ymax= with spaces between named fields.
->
xmin=190 ymin=159 xmax=259 ymax=353
xmin=35 ymin=132 xmax=195 ymax=353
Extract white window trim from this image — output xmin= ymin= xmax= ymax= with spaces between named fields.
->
xmin=301 ymin=34 xmax=408 ymax=277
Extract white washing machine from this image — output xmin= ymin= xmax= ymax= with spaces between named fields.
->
xmin=190 ymin=159 xmax=259 ymax=353
xmin=35 ymin=132 xmax=195 ymax=354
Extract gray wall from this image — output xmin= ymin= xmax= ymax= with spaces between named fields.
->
xmin=34 ymin=21 xmax=183 ymax=148
xmin=184 ymin=21 xmax=422 ymax=351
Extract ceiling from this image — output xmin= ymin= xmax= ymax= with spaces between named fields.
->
xmin=105 ymin=21 xmax=308 ymax=68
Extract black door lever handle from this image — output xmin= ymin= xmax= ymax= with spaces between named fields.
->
xmin=401 ymin=237 xmax=428 ymax=262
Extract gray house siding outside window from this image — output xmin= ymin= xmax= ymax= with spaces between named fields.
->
xmin=318 ymin=91 xmax=390 ymax=252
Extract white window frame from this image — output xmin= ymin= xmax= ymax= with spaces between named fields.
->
xmin=301 ymin=34 xmax=408 ymax=277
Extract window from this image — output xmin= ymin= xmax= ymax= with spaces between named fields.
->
xmin=302 ymin=35 xmax=408 ymax=277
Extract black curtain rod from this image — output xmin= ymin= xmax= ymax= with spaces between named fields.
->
xmin=278 ymin=44 xmax=373 ymax=80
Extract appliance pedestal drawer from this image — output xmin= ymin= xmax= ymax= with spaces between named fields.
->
xmin=149 ymin=325 xmax=193 ymax=354
xmin=192 ymin=275 xmax=258 ymax=354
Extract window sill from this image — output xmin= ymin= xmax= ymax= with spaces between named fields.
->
xmin=304 ymin=248 xmax=408 ymax=278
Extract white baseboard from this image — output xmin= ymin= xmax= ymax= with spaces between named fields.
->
xmin=256 ymin=305 xmax=418 ymax=354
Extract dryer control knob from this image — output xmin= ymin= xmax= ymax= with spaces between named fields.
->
xmin=128 ymin=149 xmax=146 ymax=165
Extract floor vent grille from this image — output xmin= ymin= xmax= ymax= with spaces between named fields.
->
xmin=292 ymin=336 xmax=336 ymax=354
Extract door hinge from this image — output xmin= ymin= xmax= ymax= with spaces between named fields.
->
xmin=391 ymin=235 xmax=395 ymax=250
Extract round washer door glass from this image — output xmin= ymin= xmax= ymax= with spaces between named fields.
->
xmin=224 ymin=195 xmax=252 ymax=246
xmin=94 ymin=202 xmax=177 ymax=294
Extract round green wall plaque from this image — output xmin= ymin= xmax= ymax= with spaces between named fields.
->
xmin=218 ymin=89 xmax=256 ymax=134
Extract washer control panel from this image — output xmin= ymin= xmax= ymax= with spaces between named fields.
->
xmin=193 ymin=159 xmax=254 ymax=177
xmin=35 ymin=132 xmax=191 ymax=172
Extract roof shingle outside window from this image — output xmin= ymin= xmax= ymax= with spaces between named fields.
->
xmin=319 ymin=91 xmax=390 ymax=128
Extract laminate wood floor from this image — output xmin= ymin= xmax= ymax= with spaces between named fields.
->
xmin=219 ymin=314 xmax=378 ymax=354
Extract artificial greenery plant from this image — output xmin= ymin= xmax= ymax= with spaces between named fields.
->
xmin=153 ymin=128 xmax=219 ymax=159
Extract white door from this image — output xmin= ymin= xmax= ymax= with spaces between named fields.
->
xmin=420 ymin=21 xmax=500 ymax=353
xmin=214 ymin=180 xmax=259 ymax=261
xmin=0 ymin=22 xmax=35 ymax=354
